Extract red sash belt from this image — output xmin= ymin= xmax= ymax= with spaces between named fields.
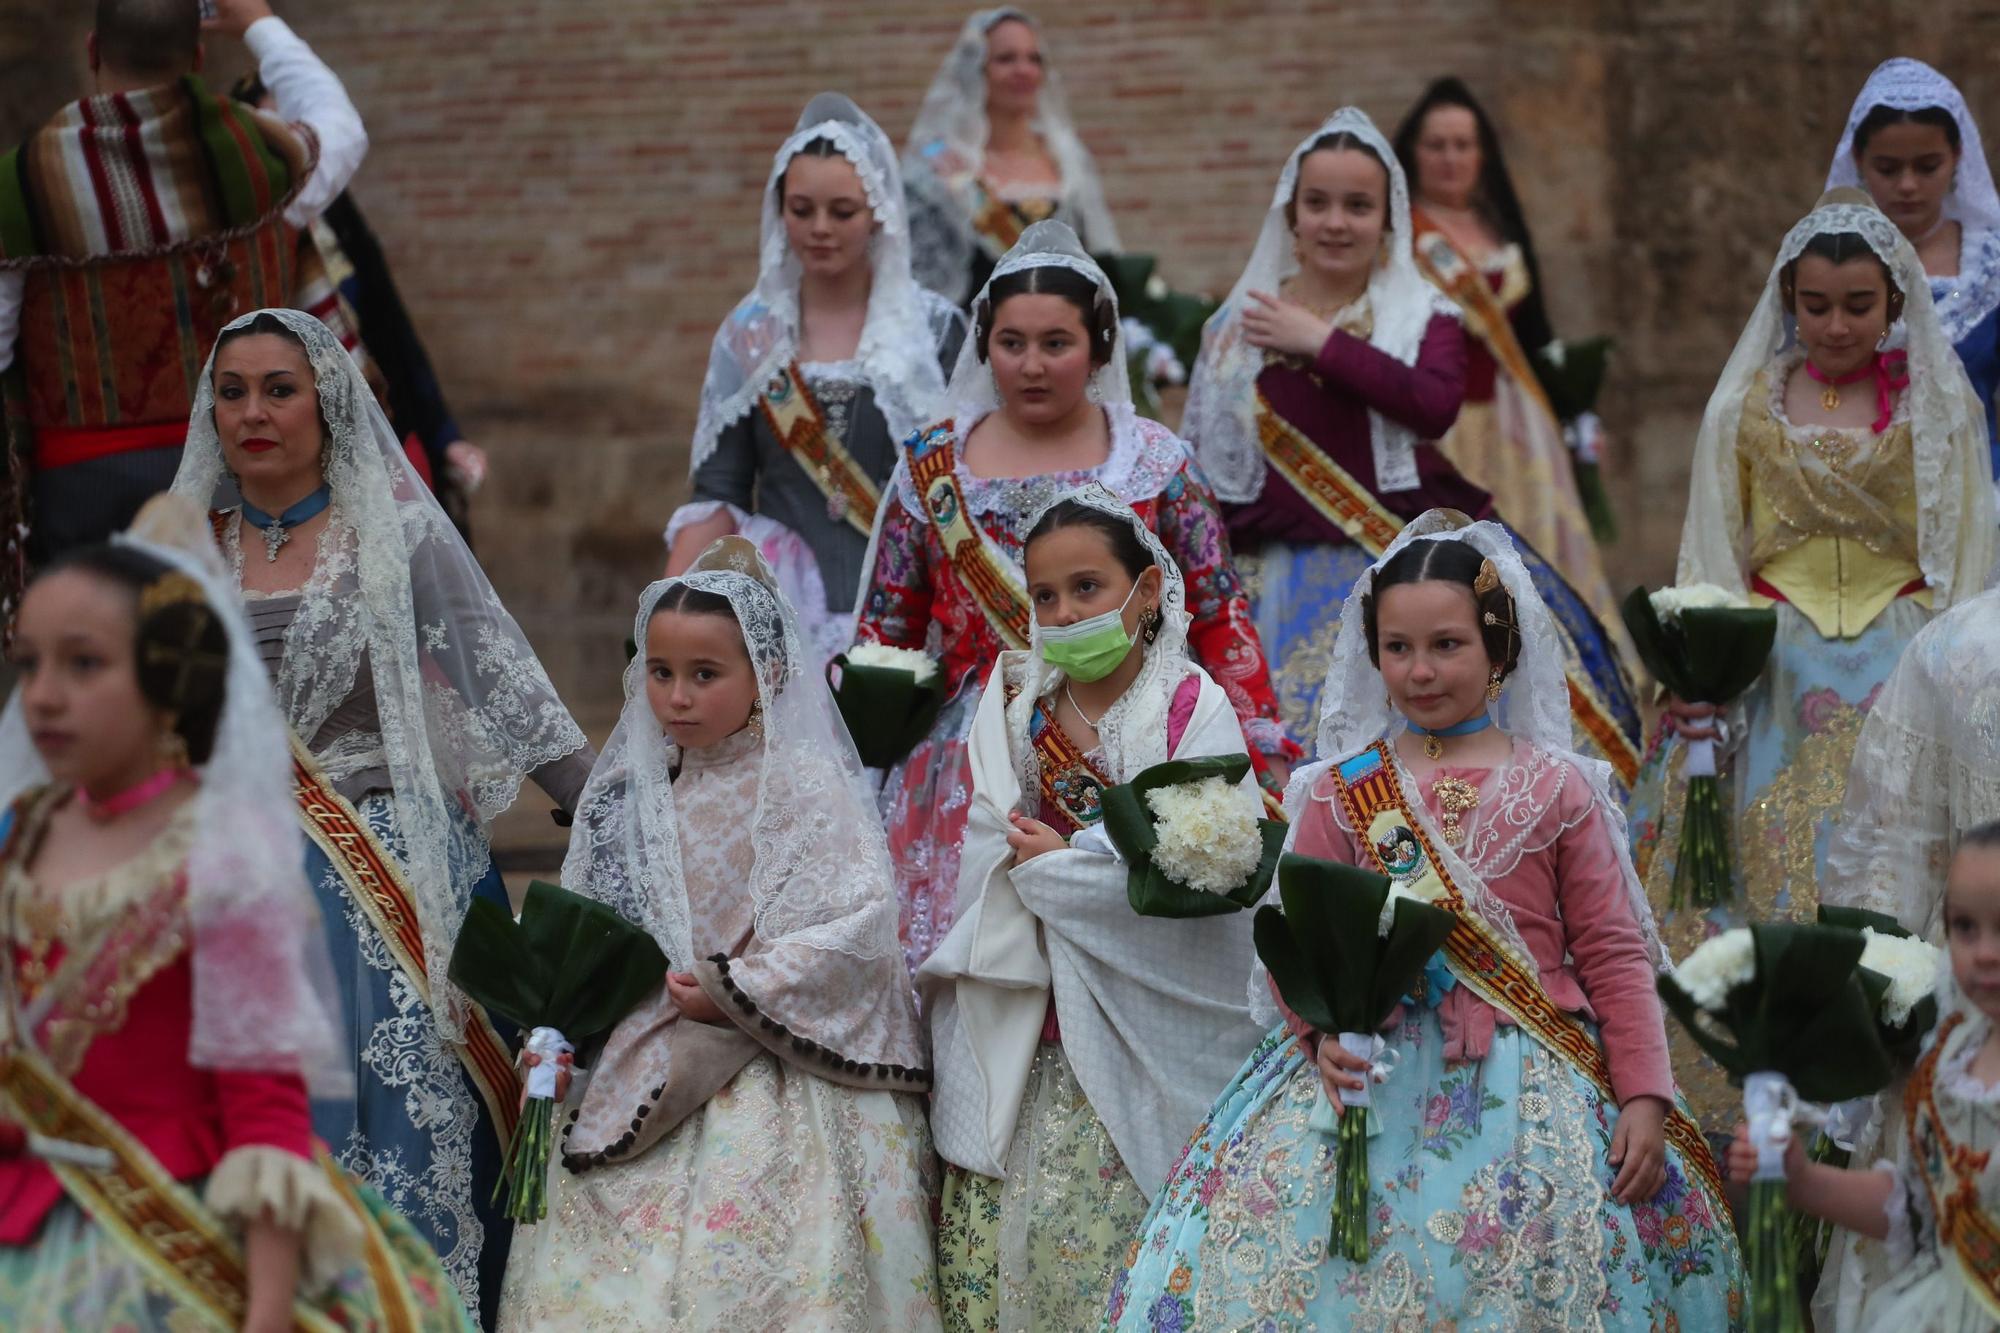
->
xmin=34 ymin=421 xmax=188 ymax=470
xmin=1749 ymin=573 xmax=1928 ymax=604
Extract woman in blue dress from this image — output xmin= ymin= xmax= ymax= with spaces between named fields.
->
xmin=171 ymin=308 xmax=596 ymax=1327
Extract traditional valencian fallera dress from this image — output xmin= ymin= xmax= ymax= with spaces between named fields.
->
xmin=1628 ymin=198 xmax=1994 ymax=1135
xmin=0 ymin=519 xmax=471 ymax=1330
xmin=1107 ymin=515 xmax=1744 ymax=1332
xmin=918 ymin=485 xmax=1267 ymax=1331
xmin=665 ymin=93 xmax=964 ymax=666
xmin=172 ymin=308 xmax=598 ymax=1323
xmin=855 ymin=221 xmax=1296 ymax=978
xmin=499 ymin=543 xmax=940 ymax=1332
xmin=1180 ymin=107 xmax=1639 ymax=782
xmin=901 ymin=8 xmax=1122 ymax=306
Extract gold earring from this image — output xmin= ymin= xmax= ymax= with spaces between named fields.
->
xmin=158 ymin=724 xmax=191 ymax=771
xmin=747 ymin=700 xmax=765 ymax=741
xmin=1485 ymin=669 xmax=1504 ymax=703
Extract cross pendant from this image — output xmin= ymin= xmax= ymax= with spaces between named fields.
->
xmin=262 ymin=521 xmax=289 ymax=563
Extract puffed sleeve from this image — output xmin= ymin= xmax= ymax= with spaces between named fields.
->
xmin=205 ymin=1071 xmax=363 ymax=1284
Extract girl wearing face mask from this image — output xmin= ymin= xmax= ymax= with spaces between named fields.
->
xmin=666 ymin=93 xmax=965 ymax=668
xmin=1827 ymin=59 xmax=2000 ymax=487
xmin=919 ymin=485 xmax=1266 ymax=1333
xmin=1393 ymin=78 xmax=1628 ymax=654
xmin=1182 ymin=107 xmax=1640 ymax=785
xmin=1631 ymin=192 xmax=1994 ymax=1137
xmin=902 ymin=9 xmax=1121 ymax=305
xmin=854 ymin=220 xmax=1295 ymax=982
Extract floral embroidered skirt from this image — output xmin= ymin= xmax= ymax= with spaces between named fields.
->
xmin=498 ymin=1052 xmax=941 ymax=1332
xmin=0 ymin=1176 xmax=475 ymax=1331
xmin=1108 ymin=1018 xmax=1745 ymax=1332
xmin=1240 ymin=536 xmax=1638 ymax=773
xmin=1630 ymin=598 xmax=1929 ymax=1134
xmin=881 ymin=687 xmax=981 ymax=981
xmin=307 ymin=791 xmax=513 ymax=1324
xmin=936 ymin=1042 xmax=1149 ymax=1333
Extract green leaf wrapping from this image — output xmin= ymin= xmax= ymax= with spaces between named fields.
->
xmin=825 ymin=657 xmax=947 ymax=771
xmin=1257 ymin=854 xmax=1459 ymax=1036
xmin=447 ymin=879 xmax=668 ymax=1045
xmin=1816 ymin=904 xmax=1913 ymax=939
xmin=1618 ymin=588 xmax=1777 ymax=705
xmin=1530 ymin=336 xmax=1614 ymax=420
xmin=1103 ymin=755 xmax=1282 ymax=918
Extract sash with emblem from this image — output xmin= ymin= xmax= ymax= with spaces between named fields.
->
xmin=758 ymin=362 xmax=881 ymax=537
xmin=1028 ymin=699 xmax=1110 ymax=831
xmin=1328 ymin=740 xmax=1726 ymax=1212
xmin=904 ymin=425 xmax=1034 ymax=648
xmin=1409 ymin=214 xmax=1558 ymax=422
xmin=970 ymin=183 xmax=1058 ymax=257
xmin=1905 ymin=1010 xmax=2000 ymax=1319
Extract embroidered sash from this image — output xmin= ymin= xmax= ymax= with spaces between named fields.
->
xmin=1029 ymin=700 xmax=1109 ymax=830
xmin=1254 ymin=392 xmax=1638 ymax=785
xmin=758 ymin=362 xmax=881 ymax=537
xmin=970 ymin=186 xmax=1056 ymax=256
xmin=290 ymin=736 xmax=522 ymax=1145
xmin=1410 ymin=217 xmax=1557 ymax=421
xmin=1905 ymin=1011 xmax=2000 ymax=1319
xmin=905 ymin=426 xmax=1033 ymax=648
xmin=1329 ymin=741 xmax=1727 ymax=1212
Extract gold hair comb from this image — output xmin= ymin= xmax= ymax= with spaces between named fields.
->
xmin=1472 ymin=558 xmax=1502 ymax=597
xmin=139 ymin=571 xmax=207 ymax=618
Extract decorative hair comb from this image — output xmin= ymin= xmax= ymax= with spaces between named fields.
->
xmin=140 ymin=571 xmax=207 ymax=618
xmin=1472 ymin=558 xmax=1502 ymax=597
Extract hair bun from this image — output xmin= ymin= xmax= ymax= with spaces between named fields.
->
xmin=1815 ymin=186 xmax=1875 ymax=210
xmin=688 ymin=534 xmax=782 ymax=592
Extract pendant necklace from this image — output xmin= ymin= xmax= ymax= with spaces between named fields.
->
xmin=1410 ymin=711 xmax=1493 ymax=761
xmin=241 ymin=486 xmax=332 ymax=562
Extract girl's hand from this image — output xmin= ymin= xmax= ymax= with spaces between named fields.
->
xmin=518 ymin=1049 xmax=574 ymax=1112
xmin=1006 ymin=812 xmax=1068 ymax=866
xmin=1241 ymin=291 xmax=1335 ymax=361
xmin=666 ymin=971 xmax=726 ymax=1024
xmin=1609 ymin=1096 xmax=1670 ymax=1203
xmin=1663 ymin=695 xmax=1720 ymax=742
xmin=1315 ymin=1032 xmax=1370 ymax=1116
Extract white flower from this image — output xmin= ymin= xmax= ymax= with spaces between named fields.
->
xmin=1649 ymin=583 xmax=1751 ymax=622
xmin=1121 ymin=317 xmax=1160 ymax=356
xmin=844 ymin=643 xmax=938 ymax=685
xmin=1541 ymin=338 xmax=1568 ymax=369
xmin=1858 ymin=929 xmax=1941 ymax=1027
xmin=1145 ymin=775 xmax=1264 ymax=895
xmin=1144 ymin=341 xmax=1186 ymax=386
xmin=1145 ymin=273 xmax=1169 ymax=302
xmin=1673 ymin=929 xmax=1756 ymax=1012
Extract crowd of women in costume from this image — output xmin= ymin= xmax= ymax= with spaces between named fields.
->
xmin=3 ymin=5 xmax=1999 ymax=1331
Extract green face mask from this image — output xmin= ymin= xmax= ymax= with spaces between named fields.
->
xmin=1036 ymin=583 xmax=1141 ymax=683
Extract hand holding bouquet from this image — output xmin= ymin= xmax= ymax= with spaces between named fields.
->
xmin=1100 ymin=754 xmax=1286 ymax=917
xmin=1622 ymin=584 xmax=1777 ymax=908
xmin=1254 ymin=853 xmax=1459 ymax=1261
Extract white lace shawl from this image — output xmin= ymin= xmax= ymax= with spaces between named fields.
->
xmin=1677 ymin=201 xmax=1995 ymax=609
xmin=169 ymin=308 xmax=589 ymax=1042
xmin=1825 ymin=58 xmax=2000 ymax=345
xmin=0 ymin=512 xmax=349 ymax=1096
xmin=1249 ymin=512 xmax=1667 ymax=1025
xmin=1184 ymin=106 xmax=1460 ymax=504
xmin=688 ymin=93 xmax=961 ymax=476
xmin=901 ymin=7 xmax=1122 ymax=302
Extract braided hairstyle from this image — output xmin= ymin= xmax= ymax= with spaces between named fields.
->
xmin=1359 ymin=537 xmax=1522 ymax=678
xmin=32 ymin=546 xmax=230 ymax=763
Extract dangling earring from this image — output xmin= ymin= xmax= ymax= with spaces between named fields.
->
xmin=1485 ymin=669 xmax=1504 ymax=703
xmin=1385 ymin=690 xmax=1395 ymax=710
xmin=1141 ymin=606 xmax=1161 ymax=645
xmin=746 ymin=700 xmax=765 ymax=741
xmin=158 ymin=722 xmax=191 ymax=772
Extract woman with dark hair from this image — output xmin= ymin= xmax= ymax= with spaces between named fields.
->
xmin=1826 ymin=58 xmax=2000 ymax=487
xmin=1393 ymin=77 xmax=1625 ymax=645
xmin=854 ymin=221 xmax=1295 ymax=981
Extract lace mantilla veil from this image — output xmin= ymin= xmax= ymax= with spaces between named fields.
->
xmin=1185 ymin=106 xmax=1459 ymax=505
xmin=1001 ymin=481 xmax=1192 ymax=795
xmin=1825 ymin=59 xmax=2000 ymax=344
xmin=902 ymin=8 xmax=1122 ymax=303
xmin=562 ymin=539 xmax=922 ymax=1070
xmin=0 ymin=499 xmax=349 ymax=1096
xmin=170 ymin=307 xmax=590 ymax=1042
xmin=687 ymin=92 xmax=961 ymax=476
xmin=1248 ymin=511 xmax=1668 ymax=1025
xmin=1676 ymin=198 xmax=1995 ymax=607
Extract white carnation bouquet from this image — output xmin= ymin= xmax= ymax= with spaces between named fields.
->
xmin=1144 ymin=776 xmax=1264 ymax=895
xmin=1101 ymin=754 xmax=1285 ymax=918
xmin=827 ymin=641 xmax=945 ymax=769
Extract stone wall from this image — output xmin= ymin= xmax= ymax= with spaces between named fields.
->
xmin=10 ymin=1 xmax=1998 ymax=847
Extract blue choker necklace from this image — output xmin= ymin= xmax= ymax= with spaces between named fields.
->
xmin=242 ymin=486 xmax=331 ymax=563
xmin=1410 ymin=712 xmax=1492 ymax=759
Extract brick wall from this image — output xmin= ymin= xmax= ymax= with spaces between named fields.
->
xmin=10 ymin=2 xmax=1999 ymax=846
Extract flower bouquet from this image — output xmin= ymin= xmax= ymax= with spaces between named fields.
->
xmin=825 ymin=643 xmax=945 ymax=770
xmin=1253 ymin=852 xmax=1460 ymax=1261
xmin=1621 ymin=584 xmax=1778 ymax=908
xmin=1099 ymin=754 xmax=1287 ymax=918
xmin=448 ymin=879 xmax=668 ymax=1223
xmin=1659 ymin=924 xmax=1894 ymax=1331
xmin=1531 ymin=335 xmax=1618 ymax=541
xmin=1818 ymin=906 xmax=1943 ymax=1063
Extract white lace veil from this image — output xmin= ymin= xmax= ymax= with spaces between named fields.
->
xmin=169 ymin=307 xmax=590 ymax=1041
xmin=902 ymin=8 xmax=1122 ymax=302
xmin=0 ymin=500 xmax=349 ymax=1096
xmin=1676 ymin=200 xmax=1995 ymax=607
xmin=688 ymin=92 xmax=959 ymax=475
xmin=1001 ymin=482 xmax=1192 ymax=795
xmin=1185 ymin=106 xmax=1459 ymax=504
xmin=1249 ymin=512 xmax=1666 ymax=1024
xmin=563 ymin=540 xmax=911 ymax=994
xmin=945 ymin=218 xmax=1132 ymax=424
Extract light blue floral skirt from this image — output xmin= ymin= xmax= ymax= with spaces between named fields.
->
xmin=1107 ymin=1009 xmax=1744 ymax=1332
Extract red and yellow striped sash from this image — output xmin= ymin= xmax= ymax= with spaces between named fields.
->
xmin=758 ymin=362 xmax=881 ymax=538
xmin=907 ymin=429 xmax=1033 ymax=648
